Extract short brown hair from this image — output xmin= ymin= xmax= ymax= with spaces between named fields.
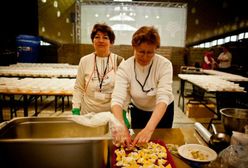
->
xmin=132 ymin=26 xmax=160 ymax=48
xmin=90 ymin=23 xmax=115 ymax=44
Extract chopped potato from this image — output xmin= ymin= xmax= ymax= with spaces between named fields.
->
xmin=114 ymin=141 xmax=171 ymax=168
xmin=190 ymin=150 xmax=208 ymax=160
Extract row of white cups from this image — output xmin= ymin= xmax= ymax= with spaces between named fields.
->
xmin=0 ymin=77 xmax=75 ymax=94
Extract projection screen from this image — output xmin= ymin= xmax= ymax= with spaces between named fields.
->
xmin=80 ymin=2 xmax=187 ymax=47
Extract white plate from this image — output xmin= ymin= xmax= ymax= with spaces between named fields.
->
xmin=178 ymin=144 xmax=217 ymax=162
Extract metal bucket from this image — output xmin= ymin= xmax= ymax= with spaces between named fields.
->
xmin=0 ymin=116 xmax=111 ymax=168
xmin=220 ymin=108 xmax=248 ymax=135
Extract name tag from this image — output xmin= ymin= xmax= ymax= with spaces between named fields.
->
xmin=94 ymin=92 xmax=106 ymax=100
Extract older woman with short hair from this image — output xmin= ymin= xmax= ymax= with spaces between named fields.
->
xmin=111 ymin=26 xmax=174 ymax=146
xmin=72 ymin=23 xmax=124 ymax=115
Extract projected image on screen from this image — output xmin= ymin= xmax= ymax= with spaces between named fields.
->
xmin=80 ymin=2 xmax=187 ymax=47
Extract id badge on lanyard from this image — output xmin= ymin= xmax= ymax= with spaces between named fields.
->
xmin=94 ymin=91 xmax=106 ymax=100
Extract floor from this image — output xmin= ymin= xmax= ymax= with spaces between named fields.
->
xmin=171 ymin=78 xmax=215 ymax=128
xmin=1 ymin=79 xmax=215 ymax=128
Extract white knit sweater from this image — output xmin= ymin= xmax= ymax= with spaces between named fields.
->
xmin=111 ymin=54 xmax=174 ymax=111
xmin=72 ymin=52 xmax=122 ymax=114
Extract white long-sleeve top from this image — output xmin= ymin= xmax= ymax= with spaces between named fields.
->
xmin=111 ymin=54 xmax=174 ymax=111
xmin=218 ymin=51 xmax=232 ymax=68
xmin=72 ymin=52 xmax=122 ymax=114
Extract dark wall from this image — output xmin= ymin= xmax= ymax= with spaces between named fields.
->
xmin=39 ymin=45 xmax=59 ymax=63
xmin=228 ymin=40 xmax=248 ymax=76
xmin=0 ymin=0 xmax=38 ymax=65
xmin=187 ymin=41 xmax=248 ymax=77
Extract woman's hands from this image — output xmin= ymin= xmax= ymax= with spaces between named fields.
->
xmin=112 ymin=124 xmax=131 ymax=147
xmin=132 ymin=127 xmax=154 ymax=146
xmin=111 ymin=105 xmax=132 ymax=147
xmin=113 ymin=126 xmax=154 ymax=148
xmin=112 ymin=125 xmax=156 ymax=148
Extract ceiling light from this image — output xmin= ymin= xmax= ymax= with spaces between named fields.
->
xmin=114 ymin=6 xmax=121 ymax=11
xmin=111 ymin=24 xmax=136 ymax=31
xmin=54 ymin=1 xmax=58 ymax=8
xmin=57 ymin=11 xmax=61 ymax=17
xmin=122 ymin=6 xmax=128 ymax=11
xmin=41 ymin=26 xmax=45 ymax=32
xmin=109 ymin=15 xmax=135 ymax=21
xmin=66 ymin=18 xmax=70 ymax=23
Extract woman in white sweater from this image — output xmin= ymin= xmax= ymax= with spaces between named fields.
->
xmin=111 ymin=26 xmax=174 ymax=146
xmin=72 ymin=23 xmax=123 ymax=115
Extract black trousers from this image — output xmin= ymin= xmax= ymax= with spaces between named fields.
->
xmin=129 ymin=101 xmax=174 ymax=129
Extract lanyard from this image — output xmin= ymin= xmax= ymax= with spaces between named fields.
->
xmin=95 ymin=54 xmax=110 ymax=92
xmin=134 ymin=59 xmax=154 ymax=93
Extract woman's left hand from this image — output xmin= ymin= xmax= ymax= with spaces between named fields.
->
xmin=131 ymin=127 xmax=154 ymax=146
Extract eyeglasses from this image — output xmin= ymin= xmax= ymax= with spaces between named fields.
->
xmin=94 ymin=35 xmax=110 ymax=41
xmin=136 ymin=50 xmax=155 ymax=57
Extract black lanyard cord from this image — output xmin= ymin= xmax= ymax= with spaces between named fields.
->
xmin=134 ymin=59 xmax=153 ymax=93
xmin=95 ymin=54 xmax=110 ymax=92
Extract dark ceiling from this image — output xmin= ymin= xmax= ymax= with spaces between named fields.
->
xmin=186 ymin=0 xmax=248 ymax=46
xmin=38 ymin=0 xmax=248 ymax=46
xmin=1 ymin=0 xmax=248 ymax=47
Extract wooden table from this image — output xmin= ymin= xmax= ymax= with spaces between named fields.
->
xmin=109 ymin=127 xmax=208 ymax=168
xmin=177 ymin=74 xmax=246 ymax=128
xmin=0 ymin=63 xmax=77 ymax=78
xmin=202 ymin=69 xmax=248 ymax=82
xmin=0 ymin=91 xmax=72 ymax=121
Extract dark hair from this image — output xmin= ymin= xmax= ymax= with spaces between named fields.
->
xmin=90 ymin=23 xmax=115 ymax=44
xmin=131 ymin=26 xmax=160 ymax=48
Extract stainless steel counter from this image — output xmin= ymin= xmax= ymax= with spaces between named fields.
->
xmin=0 ymin=117 xmax=209 ymax=168
xmin=0 ymin=116 xmax=111 ymax=168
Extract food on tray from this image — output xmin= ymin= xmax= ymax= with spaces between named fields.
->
xmin=166 ymin=144 xmax=179 ymax=155
xmin=114 ymin=141 xmax=172 ymax=168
